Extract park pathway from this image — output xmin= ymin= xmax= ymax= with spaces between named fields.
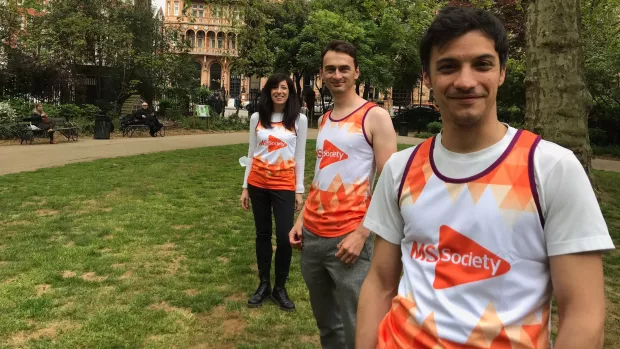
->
xmin=1 ymin=130 xmax=619 ymax=176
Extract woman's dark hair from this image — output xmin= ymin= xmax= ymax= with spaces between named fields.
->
xmin=258 ymin=73 xmax=300 ymax=130
xmin=420 ymin=7 xmax=509 ymax=75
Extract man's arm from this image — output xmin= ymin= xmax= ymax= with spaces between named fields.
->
xmin=366 ymin=107 xmax=398 ymax=174
xmin=356 ymin=236 xmax=402 ymax=348
xmin=550 ymin=252 xmax=606 ymax=349
xmin=335 ymin=107 xmax=398 ymax=264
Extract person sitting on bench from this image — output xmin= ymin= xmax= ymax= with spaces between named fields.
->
xmin=132 ymin=101 xmax=163 ymax=137
xmin=30 ymin=103 xmax=56 ymax=144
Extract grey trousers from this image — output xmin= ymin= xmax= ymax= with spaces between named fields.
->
xmin=301 ymin=227 xmax=374 ymax=349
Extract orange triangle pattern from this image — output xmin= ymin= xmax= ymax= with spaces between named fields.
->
xmin=325 ymin=102 xmax=375 ymax=135
xmin=400 ymin=140 xmax=433 ymax=207
xmin=247 ymin=156 xmax=296 ymax=191
xmin=304 ymin=175 xmax=371 ymax=237
xmin=378 ymin=293 xmax=551 ymax=349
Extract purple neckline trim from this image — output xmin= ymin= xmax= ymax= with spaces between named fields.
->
xmin=529 ymin=136 xmax=545 ymax=228
xmin=328 ymin=101 xmax=371 ymax=123
xmin=429 ymin=129 xmax=523 ymax=184
xmin=397 ymin=144 xmax=423 ymax=205
xmin=361 ymin=106 xmax=377 ymax=147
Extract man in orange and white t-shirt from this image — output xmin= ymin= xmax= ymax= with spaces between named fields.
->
xmin=356 ymin=7 xmax=615 ymax=349
xmin=289 ymin=40 xmax=397 ymax=349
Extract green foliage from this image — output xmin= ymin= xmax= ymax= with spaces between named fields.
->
xmin=497 ymin=58 xmax=526 ymax=126
xmin=0 ymin=102 xmax=17 ymax=122
xmin=427 ymin=121 xmax=443 ymax=134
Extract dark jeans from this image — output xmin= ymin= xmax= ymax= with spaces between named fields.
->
xmin=247 ymin=184 xmax=294 ymax=288
xmin=143 ymin=115 xmax=163 ymax=135
xmin=35 ymin=120 xmax=55 ymax=141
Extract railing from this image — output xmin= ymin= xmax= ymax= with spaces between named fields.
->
xmin=190 ymin=47 xmax=238 ymax=56
xmin=164 ymin=16 xmax=234 ymax=26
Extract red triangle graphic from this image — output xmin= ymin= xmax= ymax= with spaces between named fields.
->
xmin=267 ymin=135 xmax=287 ymax=152
xmin=433 ymin=225 xmax=511 ymax=289
xmin=319 ymin=140 xmax=349 ymax=169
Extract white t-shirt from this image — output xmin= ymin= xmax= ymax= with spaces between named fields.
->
xmin=242 ymin=112 xmax=308 ymax=193
xmin=365 ymin=125 xmax=615 ymax=256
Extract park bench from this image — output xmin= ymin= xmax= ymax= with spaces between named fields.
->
xmin=119 ymin=114 xmax=166 ymax=138
xmin=16 ymin=117 xmax=79 ymax=145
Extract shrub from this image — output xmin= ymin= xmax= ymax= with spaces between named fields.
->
xmin=427 ymin=121 xmax=443 ymax=134
xmin=0 ymin=102 xmax=17 ymax=122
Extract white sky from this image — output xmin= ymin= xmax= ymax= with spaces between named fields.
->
xmin=155 ymin=0 xmax=165 ymax=12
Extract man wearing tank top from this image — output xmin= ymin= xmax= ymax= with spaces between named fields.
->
xmin=355 ymin=7 xmax=615 ymax=349
xmin=289 ymin=40 xmax=397 ymax=349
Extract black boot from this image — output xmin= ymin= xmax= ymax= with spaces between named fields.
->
xmin=247 ymin=277 xmax=271 ymax=308
xmin=271 ymin=286 xmax=295 ymax=311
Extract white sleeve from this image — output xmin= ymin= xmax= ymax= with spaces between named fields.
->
xmin=242 ymin=113 xmax=259 ymax=189
xmin=539 ymin=151 xmax=615 ymax=256
xmin=294 ymin=114 xmax=308 ymax=194
xmin=363 ymin=154 xmax=405 ymax=245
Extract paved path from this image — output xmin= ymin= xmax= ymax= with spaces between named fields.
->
xmin=1 ymin=131 xmax=618 ymax=176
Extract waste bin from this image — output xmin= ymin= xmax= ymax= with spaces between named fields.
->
xmin=399 ymin=121 xmax=409 ymax=137
xmin=94 ymin=115 xmax=112 ymax=139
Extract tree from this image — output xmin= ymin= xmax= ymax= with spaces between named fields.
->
xmin=232 ymin=0 xmax=274 ymax=80
xmin=524 ymin=0 xmax=594 ymax=176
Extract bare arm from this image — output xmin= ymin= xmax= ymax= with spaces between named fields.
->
xmin=335 ymin=107 xmax=398 ymax=263
xmin=551 ymin=252 xmax=606 ymax=349
xmin=365 ymin=106 xmax=397 ymax=174
xmin=356 ymin=236 xmax=403 ymax=348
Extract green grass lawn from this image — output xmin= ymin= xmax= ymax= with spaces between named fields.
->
xmin=0 ymin=141 xmax=618 ymax=348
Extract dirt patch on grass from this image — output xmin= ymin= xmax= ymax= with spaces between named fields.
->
xmin=172 ymin=225 xmax=194 ymax=230
xmin=196 ymin=305 xmax=247 ymax=338
xmin=217 ymin=256 xmax=230 ymax=264
xmin=300 ymin=335 xmax=320 ymax=345
xmin=103 ymin=234 xmax=114 ymax=240
xmin=101 ymin=207 xmax=113 ymax=212
xmin=0 ymin=261 xmax=8 ymax=266
xmin=65 ymin=241 xmax=75 ymax=247
xmin=2 ymin=220 xmax=30 ymax=227
xmin=225 ymin=293 xmax=246 ymax=302
xmin=80 ymin=272 xmax=107 ymax=282
xmin=36 ymin=209 xmax=59 ymax=217
xmin=3 ymin=277 xmax=17 ymax=284
xmin=20 ymin=197 xmax=47 ymax=207
xmin=158 ymin=242 xmax=176 ymax=250
xmin=185 ymin=289 xmax=200 ymax=296
xmin=62 ymin=271 xmax=76 ymax=278
xmin=149 ymin=301 xmax=193 ymax=316
xmin=119 ymin=271 xmax=133 ymax=280
xmin=99 ymin=248 xmax=113 ymax=254
xmin=36 ymin=284 xmax=51 ymax=297
xmin=10 ymin=321 xmax=81 ymax=346
xmin=105 ymin=188 xmax=122 ymax=199
xmin=167 ymin=256 xmax=187 ymax=275
xmin=112 ymin=263 xmax=125 ymax=269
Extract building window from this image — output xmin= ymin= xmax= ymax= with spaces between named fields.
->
xmin=213 ymin=5 xmax=221 ymax=18
xmin=166 ymin=2 xmax=170 ymax=16
xmin=217 ymin=33 xmax=224 ymax=49
xmin=208 ymin=32 xmax=215 ymax=48
xmin=228 ymin=34 xmax=236 ymax=49
xmin=173 ymin=1 xmax=179 ymax=16
xmin=197 ymin=31 xmax=205 ymax=48
xmin=233 ymin=6 xmax=240 ymax=20
xmin=192 ymin=4 xmax=204 ymax=18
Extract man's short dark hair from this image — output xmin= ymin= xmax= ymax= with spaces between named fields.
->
xmin=321 ymin=40 xmax=358 ymax=68
xmin=420 ymin=7 xmax=509 ymax=74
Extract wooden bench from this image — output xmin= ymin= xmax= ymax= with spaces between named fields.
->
xmin=119 ymin=115 xmax=166 ymax=138
xmin=17 ymin=118 xmax=79 ymax=144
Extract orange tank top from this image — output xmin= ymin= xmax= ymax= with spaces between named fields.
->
xmin=303 ymin=101 xmax=377 ymax=237
xmin=247 ymin=121 xmax=297 ymax=191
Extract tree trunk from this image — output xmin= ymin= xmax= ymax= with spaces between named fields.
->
xmin=524 ymin=0 xmax=594 ymax=179
xmin=294 ymin=72 xmax=302 ymax=103
xmin=363 ymin=82 xmax=371 ymax=100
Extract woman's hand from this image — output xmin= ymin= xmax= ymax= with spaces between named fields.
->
xmin=295 ymin=193 xmax=303 ymax=211
xmin=240 ymin=189 xmax=250 ymax=210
